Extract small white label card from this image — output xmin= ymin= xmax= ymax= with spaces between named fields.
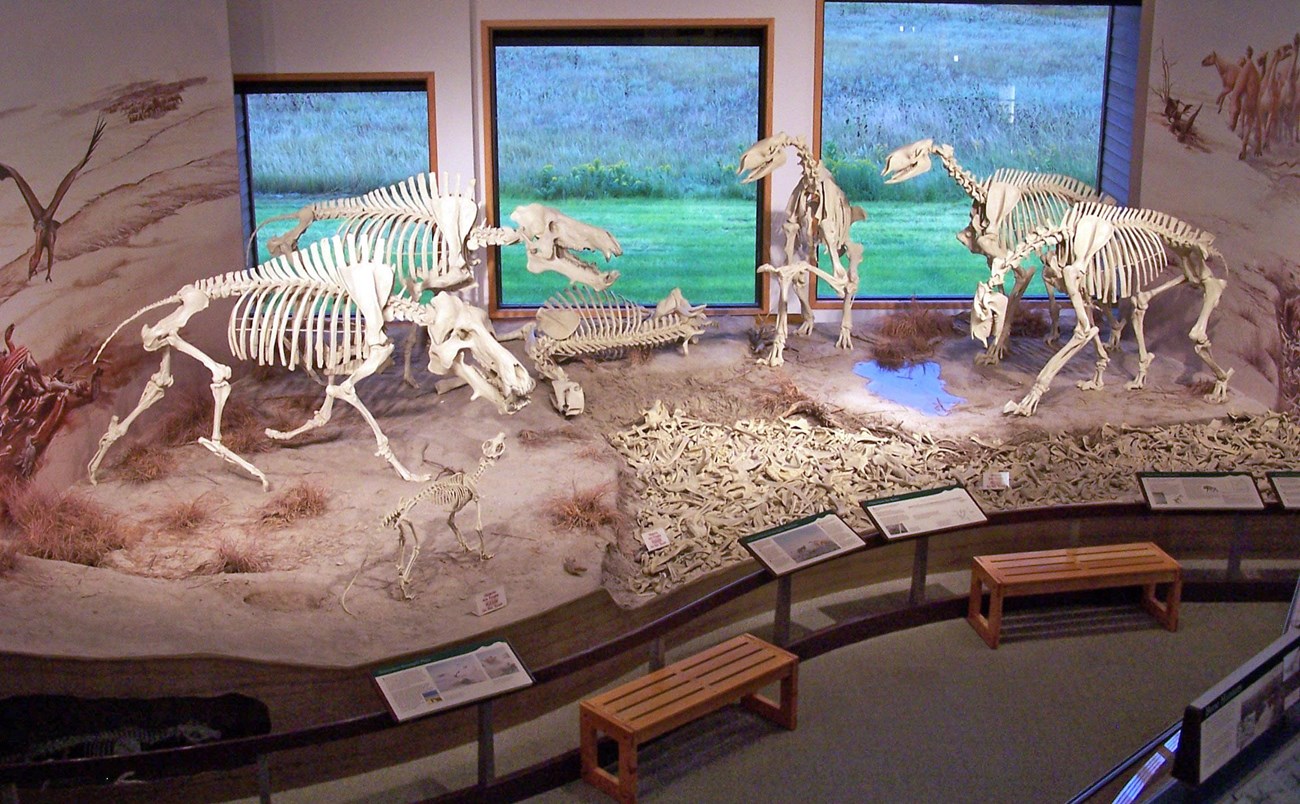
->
xmin=640 ymin=528 xmax=671 ymax=552
xmin=981 ymin=470 xmax=1011 ymax=491
xmin=473 ymin=585 xmax=508 ymax=616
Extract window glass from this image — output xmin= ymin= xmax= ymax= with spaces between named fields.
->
xmin=820 ymin=2 xmax=1110 ymax=299
xmin=490 ymin=29 xmax=765 ymax=308
xmin=235 ymin=85 xmax=430 ymax=265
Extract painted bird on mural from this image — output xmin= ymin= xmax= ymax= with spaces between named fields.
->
xmin=0 ymin=116 xmax=106 ymax=282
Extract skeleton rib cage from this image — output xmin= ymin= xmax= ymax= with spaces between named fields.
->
xmin=266 ymin=172 xmax=480 ymax=293
xmin=528 ymin=285 xmax=706 ymax=369
xmin=983 ymin=168 xmax=1105 ymax=252
xmin=216 ymin=235 xmax=387 ymax=372
xmin=1004 ymin=201 xmax=1223 ymax=302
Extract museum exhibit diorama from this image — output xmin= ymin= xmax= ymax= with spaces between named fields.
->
xmin=3 ymin=0 xmax=1300 ymax=801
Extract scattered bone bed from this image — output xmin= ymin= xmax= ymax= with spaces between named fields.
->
xmin=609 ymin=404 xmax=1299 ymax=597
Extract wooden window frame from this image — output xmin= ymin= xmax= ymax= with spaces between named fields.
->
xmin=480 ymin=19 xmax=774 ymax=318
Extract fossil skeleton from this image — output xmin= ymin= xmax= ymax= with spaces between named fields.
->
xmin=0 ymin=116 xmax=106 ymax=282
xmin=738 ymin=133 xmax=865 ymax=365
xmin=881 ymin=139 xmax=1113 ymax=362
xmin=381 ymin=432 xmax=505 ymax=598
xmin=520 ymin=286 xmax=708 ymax=415
xmin=87 ymin=235 xmax=533 ymax=488
xmin=972 ymin=202 xmax=1231 ymax=416
xmin=251 ymin=176 xmax=621 ymax=385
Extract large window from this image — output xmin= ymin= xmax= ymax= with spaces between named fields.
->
xmin=233 ymin=75 xmax=434 ymax=266
xmin=818 ymin=2 xmax=1137 ymax=301
xmin=485 ymin=24 xmax=770 ymax=310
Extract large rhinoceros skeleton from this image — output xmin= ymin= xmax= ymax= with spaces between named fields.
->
xmin=972 ymin=202 xmax=1231 ymax=416
xmin=882 ymin=139 xmax=1113 ymax=363
xmin=88 ymin=234 xmax=534 ymax=488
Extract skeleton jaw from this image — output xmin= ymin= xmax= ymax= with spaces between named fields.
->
xmin=881 ymin=139 xmax=935 ymax=184
xmin=736 ymin=133 xmax=794 ymax=183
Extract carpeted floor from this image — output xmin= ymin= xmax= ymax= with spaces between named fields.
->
xmin=247 ymin=575 xmax=1291 ymax=804
xmin=521 ymin=600 xmax=1289 ymax=804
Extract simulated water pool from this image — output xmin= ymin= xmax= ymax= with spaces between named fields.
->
xmin=853 ymin=360 xmax=965 ymax=416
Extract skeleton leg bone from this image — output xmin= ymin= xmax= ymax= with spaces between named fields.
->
xmin=87 ymin=351 xmax=175 ymax=484
xmin=164 ymin=330 xmax=268 ymax=490
xmin=1005 ymin=268 xmax=1097 ymax=416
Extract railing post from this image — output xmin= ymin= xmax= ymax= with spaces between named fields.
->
xmin=908 ymin=535 xmax=930 ymax=605
xmin=1227 ymin=514 xmax=1245 ymax=580
xmin=774 ymin=574 xmax=793 ymax=646
xmin=648 ymin=636 xmax=666 ymax=671
xmin=477 ymin=699 xmax=495 ymax=787
xmin=256 ymin=753 xmax=272 ymax=804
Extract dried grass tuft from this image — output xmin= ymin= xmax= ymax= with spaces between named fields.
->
xmin=115 ymin=443 xmax=177 ymax=483
xmin=1009 ymin=308 xmax=1051 ymax=338
xmin=759 ymin=378 xmax=812 ymax=417
xmin=0 ymin=539 xmax=18 ymax=575
xmin=256 ymin=481 xmax=329 ymax=530
xmin=157 ymin=393 xmax=274 ymax=454
xmin=154 ymin=494 xmax=223 ymax=533
xmin=546 ymin=483 xmax=623 ymax=531
xmin=209 ymin=536 xmax=271 ymax=574
xmin=870 ymin=305 xmax=957 ymax=368
xmin=4 ymin=486 xmax=135 ymax=566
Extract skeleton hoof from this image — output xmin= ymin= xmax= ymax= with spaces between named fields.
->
xmin=1077 ymin=379 xmax=1104 ymax=391
xmin=1003 ymin=396 xmax=1039 ymax=416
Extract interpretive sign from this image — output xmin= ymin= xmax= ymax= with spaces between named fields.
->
xmin=860 ymin=485 xmax=987 ymax=541
xmin=1138 ymin=472 xmax=1264 ymax=511
xmin=741 ymin=511 xmax=866 ymax=576
xmin=1266 ymin=471 xmax=1300 ymax=509
xmin=1173 ymin=630 xmax=1300 ymax=785
xmin=373 ymin=639 xmax=533 ymax=722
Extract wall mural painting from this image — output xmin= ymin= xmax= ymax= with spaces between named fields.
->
xmin=1143 ymin=0 xmax=1300 ymax=413
xmin=0 ymin=1 xmax=242 ymax=486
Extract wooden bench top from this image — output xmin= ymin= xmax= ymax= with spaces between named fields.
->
xmin=974 ymin=542 xmax=1180 ymax=591
xmin=583 ymin=633 xmax=796 ymax=741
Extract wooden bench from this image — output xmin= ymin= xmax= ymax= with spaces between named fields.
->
xmin=967 ymin=541 xmax=1181 ymax=649
xmin=579 ymin=633 xmax=797 ymax=803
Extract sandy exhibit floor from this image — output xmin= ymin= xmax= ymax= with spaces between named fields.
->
xmin=0 ymin=309 xmax=1275 ymax=668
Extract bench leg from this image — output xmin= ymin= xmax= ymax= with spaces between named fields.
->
xmin=1141 ymin=576 xmax=1182 ymax=632
xmin=740 ymin=664 xmax=799 ymax=730
xmin=580 ymin=707 xmax=638 ymax=803
xmin=967 ymin=571 xmax=1004 ymax=649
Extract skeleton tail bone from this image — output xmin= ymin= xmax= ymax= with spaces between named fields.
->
xmin=93 ymin=293 xmax=186 ymax=364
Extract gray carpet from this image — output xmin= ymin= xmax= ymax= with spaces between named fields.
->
xmin=527 ymin=601 xmax=1290 ymax=804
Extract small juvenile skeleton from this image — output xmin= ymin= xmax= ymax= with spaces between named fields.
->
xmin=381 ymin=432 xmax=506 ymax=599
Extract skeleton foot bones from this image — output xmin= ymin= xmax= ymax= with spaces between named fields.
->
xmin=87 ymin=235 xmax=532 ymax=488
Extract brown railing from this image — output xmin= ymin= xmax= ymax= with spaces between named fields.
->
xmin=2 ymin=502 xmax=1296 ymax=802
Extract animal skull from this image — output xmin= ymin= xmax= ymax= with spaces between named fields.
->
xmin=736 ymin=132 xmax=796 ymax=183
xmin=423 ymin=293 xmax=534 ymax=414
xmin=880 ymin=138 xmax=936 ymax=184
xmin=971 ymin=280 xmax=1009 ymax=348
xmin=508 ymin=204 xmax=622 ymax=289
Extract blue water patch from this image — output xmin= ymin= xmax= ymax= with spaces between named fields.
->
xmin=853 ymin=361 xmax=964 ymax=416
